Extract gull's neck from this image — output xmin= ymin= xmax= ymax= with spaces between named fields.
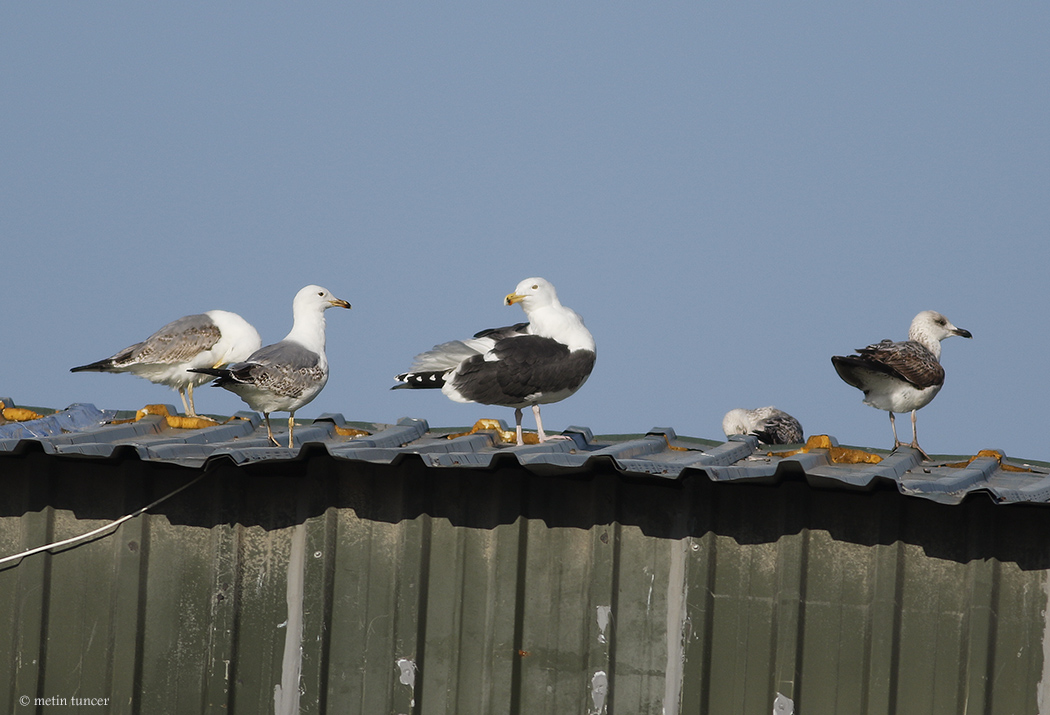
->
xmin=286 ymin=307 xmax=328 ymax=355
xmin=909 ymin=322 xmax=941 ymax=360
xmin=526 ymin=303 xmax=595 ymax=353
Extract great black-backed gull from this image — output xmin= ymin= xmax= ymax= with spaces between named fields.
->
xmin=722 ymin=407 xmax=804 ymax=445
xmin=393 ymin=277 xmax=596 ymax=446
xmin=191 ymin=285 xmax=350 ymax=448
xmin=831 ymin=310 xmax=972 ymax=458
xmin=71 ymin=310 xmax=261 ymax=417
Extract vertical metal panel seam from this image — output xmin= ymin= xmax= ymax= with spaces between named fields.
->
xmin=860 ymin=495 xmax=905 ymax=715
xmin=411 ymin=512 xmax=433 ymax=715
xmin=1038 ymin=569 xmax=1050 ymax=714
xmin=227 ymin=521 xmax=246 ymax=715
xmin=693 ymin=529 xmax=718 ymax=715
xmin=116 ymin=466 xmax=149 ymax=709
xmin=887 ymin=537 xmax=906 ymax=714
xmin=315 ymin=506 xmax=338 ymax=715
xmin=768 ymin=538 xmax=782 ymax=706
xmin=771 ymin=487 xmax=810 ymax=707
xmin=661 ymin=480 xmax=694 ymax=715
xmin=604 ymin=518 xmax=622 ymax=715
xmin=696 ymin=496 xmax=719 ymax=715
xmin=662 ymin=537 xmax=688 ymax=715
xmin=34 ymin=507 xmax=56 ymax=707
xmin=274 ymin=522 xmax=307 ymax=715
xmin=111 ymin=511 xmax=147 ymax=714
xmin=983 ymin=558 xmax=1001 ymax=715
xmin=201 ymin=470 xmax=237 ymax=714
xmin=452 ymin=515 xmax=472 ymax=713
xmin=791 ymin=528 xmax=810 ymax=705
xmin=130 ymin=511 xmax=151 ymax=715
xmin=276 ymin=481 xmax=316 ymax=715
xmin=7 ymin=497 xmax=53 ymax=711
xmin=957 ymin=535 xmax=1000 ymax=713
xmin=508 ymin=514 xmax=528 ymax=715
xmin=508 ymin=468 xmax=531 ymax=715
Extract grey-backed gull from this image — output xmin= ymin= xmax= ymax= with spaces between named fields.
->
xmin=393 ymin=277 xmax=596 ymax=446
xmin=722 ymin=407 xmax=803 ymax=445
xmin=831 ymin=310 xmax=972 ymax=458
xmin=71 ymin=310 xmax=261 ymax=417
xmin=191 ymin=285 xmax=350 ymax=448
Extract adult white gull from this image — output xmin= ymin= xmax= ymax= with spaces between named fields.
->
xmin=393 ymin=277 xmax=596 ymax=446
xmin=722 ymin=407 xmax=804 ymax=445
xmin=831 ymin=310 xmax=972 ymax=458
xmin=191 ymin=285 xmax=351 ymax=448
xmin=71 ymin=310 xmax=261 ymax=417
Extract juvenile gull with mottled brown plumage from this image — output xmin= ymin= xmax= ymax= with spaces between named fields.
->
xmin=832 ymin=310 xmax=972 ymax=458
xmin=722 ymin=407 xmax=804 ymax=445
xmin=393 ymin=277 xmax=596 ymax=446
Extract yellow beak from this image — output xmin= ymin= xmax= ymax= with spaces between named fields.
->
xmin=505 ymin=292 xmax=525 ymax=306
xmin=329 ymin=299 xmax=352 ymax=309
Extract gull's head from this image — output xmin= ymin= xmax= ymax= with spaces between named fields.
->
xmin=911 ymin=310 xmax=972 ymax=343
xmin=295 ymin=285 xmax=352 ymax=314
xmin=505 ymin=277 xmax=558 ymax=311
xmin=204 ymin=310 xmax=263 ymax=363
xmin=722 ymin=409 xmax=753 ymax=438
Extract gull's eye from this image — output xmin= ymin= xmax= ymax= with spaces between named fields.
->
xmin=532 ymin=284 xmax=538 ymax=290
xmin=318 ymin=291 xmax=325 ymax=297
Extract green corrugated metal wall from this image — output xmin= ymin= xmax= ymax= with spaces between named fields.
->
xmin=2 ymin=450 xmax=1049 ymax=714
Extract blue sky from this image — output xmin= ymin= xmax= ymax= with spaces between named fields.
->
xmin=3 ymin=4 xmax=1048 ymax=459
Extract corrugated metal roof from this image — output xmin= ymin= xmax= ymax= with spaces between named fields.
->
xmin=2 ymin=399 xmax=1048 ymax=506
xmin=3 ymin=398 xmax=1050 ymax=714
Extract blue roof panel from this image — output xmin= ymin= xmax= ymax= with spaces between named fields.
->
xmin=1 ymin=401 xmax=1048 ymax=506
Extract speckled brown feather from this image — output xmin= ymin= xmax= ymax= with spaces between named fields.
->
xmin=840 ymin=339 xmax=945 ymax=390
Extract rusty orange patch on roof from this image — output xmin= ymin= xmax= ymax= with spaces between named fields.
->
xmin=447 ymin=419 xmax=540 ymax=445
xmin=0 ymin=401 xmax=43 ymax=423
xmin=334 ymin=425 xmax=371 ymax=438
xmin=110 ymin=404 xmax=221 ymax=430
xmin=776 ymin=434 xmax=884 ymax=464
xmin=944 ymin=449 xmax=1035 ymax=473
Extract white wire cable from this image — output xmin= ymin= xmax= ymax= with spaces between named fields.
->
xmin=0 ymin=470 xmax=209 ymax=571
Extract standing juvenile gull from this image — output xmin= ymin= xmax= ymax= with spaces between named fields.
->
xmin=190 ymin=285 xmax=350 ymax=448
xmin=722 ymin=407 xmax=803 ymax=445
xmin=831 ymin=310 xmax=972 ymax=458
xmin=70 ymin=310 xmax=261 ymax=417
xmin=393 ymin=277 xmax=596 ymax=446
